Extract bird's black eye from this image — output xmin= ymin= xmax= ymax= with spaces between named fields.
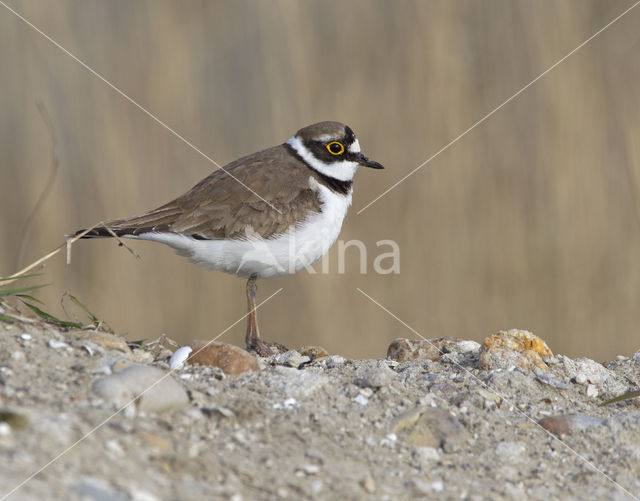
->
xmin=326 ymin=141 xmax=345 ymax=155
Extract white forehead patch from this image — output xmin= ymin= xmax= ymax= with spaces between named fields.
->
xmin=348 ymin=138 xmax=361 ymax=153
xmin=287 ymin=135 xmax=359 ymax=182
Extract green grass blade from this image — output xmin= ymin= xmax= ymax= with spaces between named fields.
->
xmin=20 ymin=301 xmax=83 ymax=329
xmin=0 ymin=273 xmax=44 ymax=283
xmin=0 ymin=313 xmax=17 ymax=323
xmin=0 ymin=284 xmax=49 ymax=298
xmin=600 ymin=390 xmax=640 ymax=406
xmin=67 ymin=295 xmax=100 ymax=323
xmin=15 ymin=294 xmax=45 ymax=305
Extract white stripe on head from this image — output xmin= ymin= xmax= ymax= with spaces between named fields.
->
xmin=287 ymin=135 xmax=359 ymax=182
xmin=348 ymin=138 xmax=361 ymax=153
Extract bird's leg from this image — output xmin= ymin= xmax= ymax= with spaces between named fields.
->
xmin=245 ymin=274 xmax=271 ymax=356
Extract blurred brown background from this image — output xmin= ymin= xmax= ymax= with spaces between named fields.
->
xmin=1 ymin=0 xmax=639 ymax=361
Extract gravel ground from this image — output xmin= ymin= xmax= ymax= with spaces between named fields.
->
xmin=1 ymin=320 xmax=639 ymax=501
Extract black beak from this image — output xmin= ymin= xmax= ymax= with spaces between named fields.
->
xmin=357 ymin=153 xmax=384 ymax=169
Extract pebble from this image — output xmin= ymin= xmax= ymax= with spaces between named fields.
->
xmin=586 ymin=384 xmax=599 ymax=398
xmin=129 ymin=489 xmax=161 ymax=501
xmin=391 ymin=407 xmax=423 ymax=434
xmin=387 ymin=337 xmax=480 ymax=363
xmin=538 ymin=413 xmax=606 ymax=436
xmin=408 ymin=407 xmax=469 ymax=451
xmin=48 ymin=339 xmax=68 ymax=349
xmin=385 ymin=433 xmax=397 ymax=442
xmin=87 ymin=332 xmax=133 ymax=357
xmin=353 ymin=359 xmax=396 ymax=389
xmin=575 ymin=373 xmax=588 ymax=385
xmin=561 ymin=357 xmax=612 ymax=385
xmin=131 ymin=349 xmax=154 ymax=364
xmin=273 ymin=398 xmax=298 ymax=410
xmin=478 ymin=329 xmax=552 ymax=371
xmin=279 ymin=370 xmax=330 ymax=399
xmin=476 ymin=388 xmax=502 ymax=407
xmin=169 ymin=346 xmax=192 ymax=370
xmin=409 ymin=478 xmax=443 ymax=494
xmin=0 ymin=422 xmax=11 ymax=436
xmin=187 ymin=341 xmax=259 ymax=375
xmin=20 ymin=333 xmax=32 ymax=341
xmin=354 ymin=394 xmax=369 ymax=406
xmin=295 ymin=464 xmax=320 ymax=476
xmin=534 ymin=369 xmax=569 ymax=389
xmin=412 ymin=446 xmax=440 ymax=465
xmin=360 ymin=475 xmax=376 ymax=493
xmin=78 ymin=341 xmax=102 ymax=357
xmin=272 ymin=350 xmax=310 ymax=368
xmin=325 ymin=355 xmax=345 ymax=368
xmin=92 ymin=364 xmax=189 ymax=413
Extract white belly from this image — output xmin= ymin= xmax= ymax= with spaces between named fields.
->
xmin=135 ymin=184 xmax=351 ymax=279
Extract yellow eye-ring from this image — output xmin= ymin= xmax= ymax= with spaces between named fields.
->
xmin=326 ymin=141 xmax=345 ymax=155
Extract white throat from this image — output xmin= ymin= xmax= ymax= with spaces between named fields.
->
xmin=287 ymin=135 xmax=359 ymax=182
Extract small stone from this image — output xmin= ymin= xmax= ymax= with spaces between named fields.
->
xmin=387 ymin=337 xmax=480 ymax=362
xmin=104 ymin=439 xmax=125 ymax=456
xmin=92 ymin=364 xmax=189 ymax=413
xmin=359 ymin=387 xmax=374 ymax=398
xmin=360 ymin=475 xmax=376 ymax=493
xmin=353 ymin=360 xmax=396 ymax=389
xmin=354 ymin=394 xmax=369 ymax=406
xmin=534 ymin=369 xmax=569 ymax=389
xmin=586 ymin=384 xmax=599 ymax=398
xmin=561 ymin=357 xmax=613 ymax=385
xmin=391 ymin=407 xmax=423 ymax=434
xmin=325 ymin=355 xmax=345 ymax=367
xmin=0 ymin=422 xmax=11 ymax=436
xmin=20 ymin=334 xmax=32 ymax=341
xmin=187 ymin=341 xmax=259 ymax=375
xmin=407 ymin=407 xmax=469 ymax=451
xmin=408 ymin=478 xmax=442 ymax=494
xmin=412 ymin=446 xmax=440 ymax=465
xmin=48 ymin=339 xmax=68 ymax=349
xmin=295 ymin=464 xmax=320 ymax=476
xmin=273 ymin=398 xmax=297 ymax=410
xmin=476 ymin=388 xmax=502 ymax=406
xmin=87 ymin=332 xmax=133 ymax=357
xmin=538 ymin=413 xmax=606 ymax=436
xmin=431 ymin=480 xmax=444 ymax=492
xmin=169 ymin=346 xmax=192 ymax=370
xmin=575 ymin=373 xmax=588 ymax=385
xmin=478 ymin=329 xmax=552 ymax=371
xmin=272 ymin=350 xmax=310 ymax=368
xmin=129 ymin=489 xmax=160 ymax=501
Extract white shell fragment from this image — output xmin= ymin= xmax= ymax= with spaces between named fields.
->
xmin=48 ymin=339 xmax=69 ymax=349
xmin=169 ymin=346 xmax=193 ymax=370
